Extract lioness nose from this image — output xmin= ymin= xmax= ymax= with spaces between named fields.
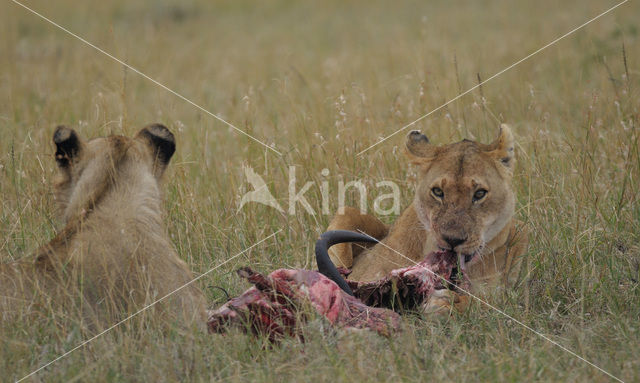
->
xmin=443 ymin=236 xmax=466 ymax=249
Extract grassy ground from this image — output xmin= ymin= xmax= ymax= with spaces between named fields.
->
xmin=1 ymin=0 xmax=639 ymax=381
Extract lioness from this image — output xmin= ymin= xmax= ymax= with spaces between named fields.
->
xmin=0 ymin=124 xmax=206 ymax=325
xmin=326 ymin=124 xmax=528 ymax=312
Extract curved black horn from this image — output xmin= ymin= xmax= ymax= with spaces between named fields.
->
xmin=315 ymin=230 xmax=379 ymax=296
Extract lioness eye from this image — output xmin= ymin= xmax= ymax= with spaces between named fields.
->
xmin=473 ymin=189 xmax=488 ymax=202
xmin=431 ymin=187 xmax=444 ymax=199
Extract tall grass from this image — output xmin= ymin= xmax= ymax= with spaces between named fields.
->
xmin=1 ymin=0 xmax=639 ymax=381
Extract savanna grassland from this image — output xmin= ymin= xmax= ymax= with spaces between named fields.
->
xmin=1 ymin=0 xmax=639 ymax=381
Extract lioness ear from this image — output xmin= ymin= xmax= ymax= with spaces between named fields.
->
xmin=136 ymin=123 xmax=176 ymax=174
xmin=54 ymin=126 xmax=83 ymax=168
xmin=484 ymin=124 xmax=515 ymax=172
xmin=405 ymin=130 xmax=436 ymax=164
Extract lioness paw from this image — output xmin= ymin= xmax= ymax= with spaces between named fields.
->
xmin=421 ymin=289 xmax=470 ymax=315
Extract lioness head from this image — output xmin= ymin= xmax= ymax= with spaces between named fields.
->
xmin=53 ymin=123 xmax=176 ymax=222
xmin=406 ymin=124 xmax=516 ymax=267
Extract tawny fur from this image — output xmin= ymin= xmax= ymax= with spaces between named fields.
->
xmin=0 ymin=125 xmax=206 ymax=326
xmin=327 ymin=125 xmax=528 ymax=313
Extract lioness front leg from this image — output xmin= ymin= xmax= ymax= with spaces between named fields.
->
xmin=326 ymin=207 xmax=389 ymax=268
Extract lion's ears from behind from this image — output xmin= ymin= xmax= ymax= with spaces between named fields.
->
xmin=404 ymin=124 xmax=515 ymax=172
xmin=54 ymin=123 xmax=176 ymax=170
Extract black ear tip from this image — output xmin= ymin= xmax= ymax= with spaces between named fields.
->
xmin=139 ymin=123 xmax=176 ymax=163
xmin=53 ymin=126 xmax=80 ymax=164
xmin=145 ymin=123 xmax=175 ymax=142
xmin=407 ymin=130 xmax=429 ymax=143
xmin=53 ymin=126 xmax=77 ymax=144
